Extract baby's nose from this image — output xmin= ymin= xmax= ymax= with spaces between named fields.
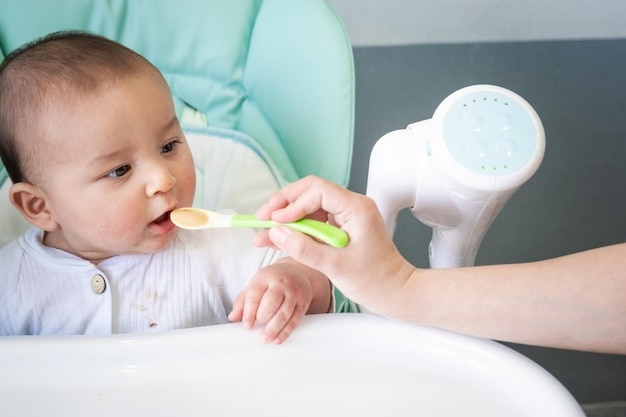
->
xmin=146 ymin=163 xmax=176 ymax=196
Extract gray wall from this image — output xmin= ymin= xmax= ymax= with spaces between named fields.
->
xmin=327 ymin=0 xmax=626 ymax=407
xmin=327 ymin=0 xmax=626 ymax=46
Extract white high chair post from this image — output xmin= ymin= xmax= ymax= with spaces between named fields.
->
xmin=366 ymin=85 xmax=545 ymax=268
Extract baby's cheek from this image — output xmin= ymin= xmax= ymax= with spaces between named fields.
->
xmin=180 ymin=168 xmax=197 ymax=206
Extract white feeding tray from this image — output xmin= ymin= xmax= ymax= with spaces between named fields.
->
xmin=0 ymin=313 xmax=583 ymax=416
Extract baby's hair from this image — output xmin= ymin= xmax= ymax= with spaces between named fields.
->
xmin=0 ymin=31 xmax=164 ymax=184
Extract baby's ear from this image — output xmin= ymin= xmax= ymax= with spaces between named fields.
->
xmin=9 ymin=183 xmax=59 ymax=232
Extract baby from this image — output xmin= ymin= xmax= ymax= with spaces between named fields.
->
xmin=0 ymin=31 xmax=332 ymax=343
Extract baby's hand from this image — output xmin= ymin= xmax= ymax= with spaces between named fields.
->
xmin=228 ymin=259 xmax=314 ymax=344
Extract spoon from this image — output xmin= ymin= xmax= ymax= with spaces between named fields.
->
xmin=170 ymin=207 xmax=349 ymax=248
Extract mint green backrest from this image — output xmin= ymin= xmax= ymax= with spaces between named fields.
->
xmin=0 ymin=0 xmax=355 ymax=186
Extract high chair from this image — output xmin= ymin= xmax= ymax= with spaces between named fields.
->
xmin=0 ymin=3 xmax=588 ymax=417
xmin=0 ymin=0 xmax=356 ymax=310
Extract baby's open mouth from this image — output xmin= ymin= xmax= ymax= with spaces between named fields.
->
xmin=148 ymin=210 xmax=176 ymax=235
xmin=152 ymin=211 xmax=171 ymax=225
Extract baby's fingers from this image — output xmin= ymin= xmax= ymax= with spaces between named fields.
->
xmin=228 ymin=289 xmax=264 ymax=329
xmin=228 ymin=292 xmax=245 ymax=323
xmin=260 ymin=302 xmax=306 ymax=344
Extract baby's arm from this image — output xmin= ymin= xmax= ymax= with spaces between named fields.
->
xmin=228 ymin=257 xmax=332 ymax=344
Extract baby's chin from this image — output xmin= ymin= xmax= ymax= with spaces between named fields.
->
xmin=141 ymin=231 xmax=179 ymax=254
xmin=44 ymin=229 xmax=179 ymax=263
xmin=110 ymin=230 xmax=179 ymax=258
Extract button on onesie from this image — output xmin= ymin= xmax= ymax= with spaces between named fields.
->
xmin=91 ymin=274 xmax=106 ymax=294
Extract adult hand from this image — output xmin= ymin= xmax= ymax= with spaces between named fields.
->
xmin=253 ymin=176 xmax=415 ymax=313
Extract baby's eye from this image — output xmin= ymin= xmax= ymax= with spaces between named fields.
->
xmin=106 ymin=165 xmax=131 ymax=178
xmin=161 ymin=140 xmax=181 ymax=154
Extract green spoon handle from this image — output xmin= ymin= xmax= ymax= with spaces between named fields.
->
xmin=231 ymin=215 xmax=348 ymax=248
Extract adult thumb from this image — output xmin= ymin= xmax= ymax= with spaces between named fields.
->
xmin=268 ymin=226 xmax=329 ymax=268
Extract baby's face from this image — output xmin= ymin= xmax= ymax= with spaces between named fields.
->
xmin=37 ymin=72 xmax=196 ymax=262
